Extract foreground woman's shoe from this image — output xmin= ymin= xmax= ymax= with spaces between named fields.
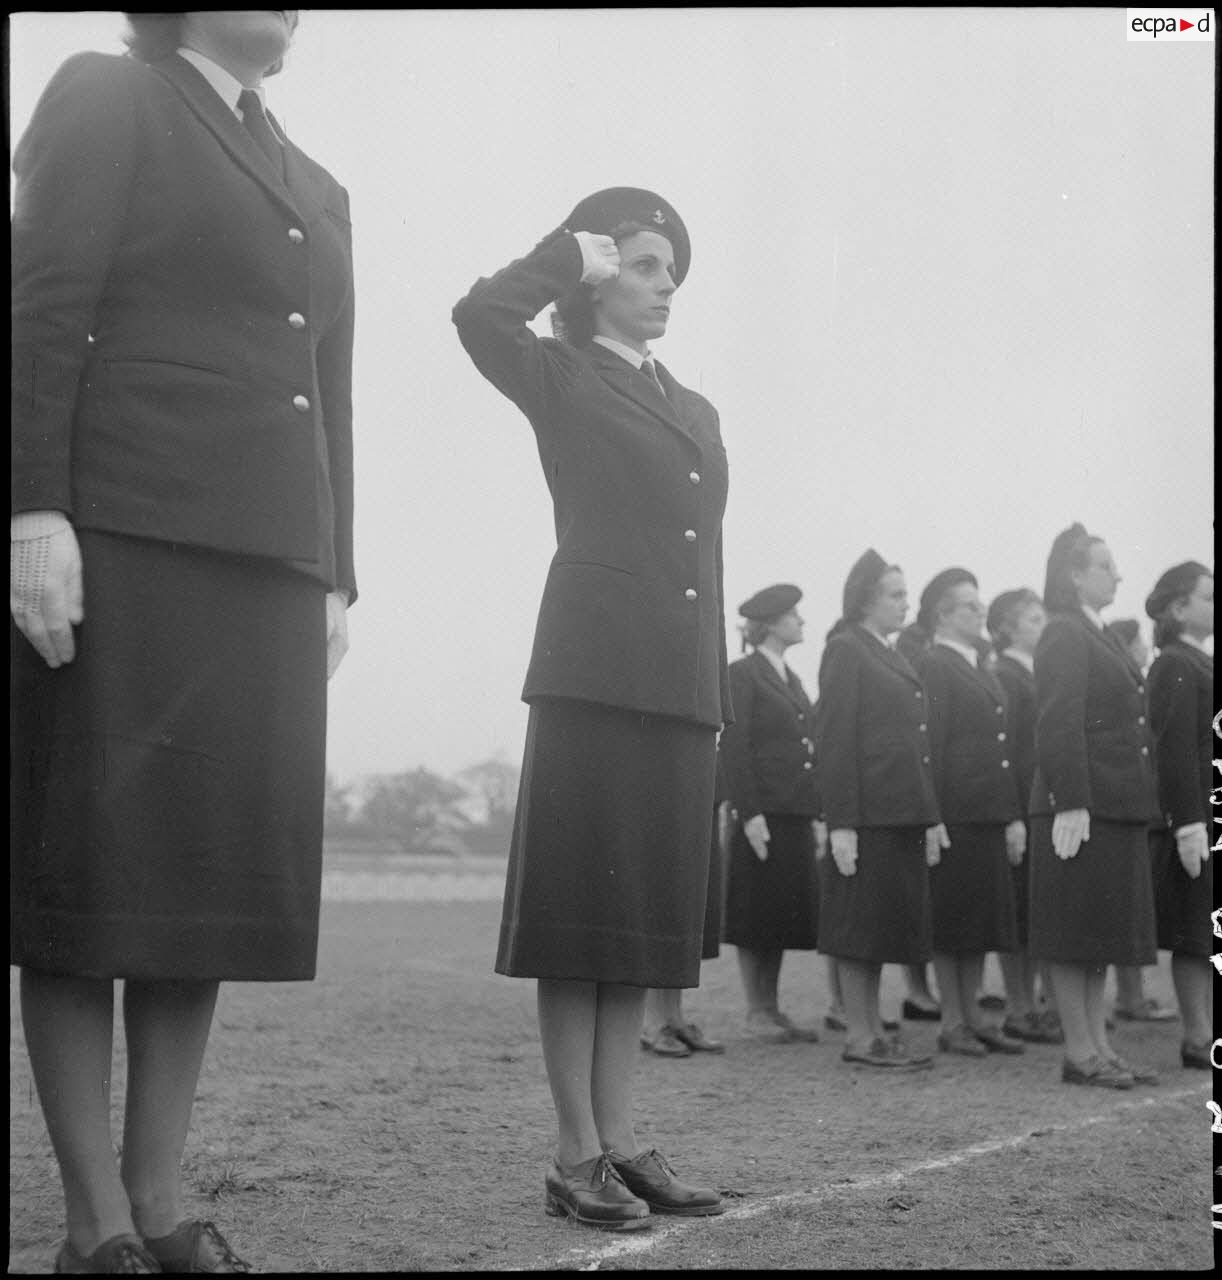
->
xmin=1105 ymin=1055 xmax=1160 ymax=1086
xmin=1060 ymin=1055 xmax=1134 ymax=1089
xmin=142 ymin=1220 xmax=249 ymax=1273
xmin=544 ymin=1154 xmax=652 ymax=1230
xmin=605 ymin=1148 xmax=724 ymax=1216
xmin=1181 ymin=1041 xmax=1211 ymax=1070
xmin=937 ymin=1025 xmax=988 ymax=1057
xmin=54 ymin=1234 xmax=161 ymax=1274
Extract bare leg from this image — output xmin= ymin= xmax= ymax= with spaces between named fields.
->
xmin=759 ymin=950 xmax=783 ymax=1012
xmin=1047 ymin=962 xmax=1093 ymax=1063
xmin=644 ymin=988 xmax=682 ymax=1035
xmin=826 ymin=955 xmax=844 ymax=1018
xmin=20 ymin=971 xmax=135 ymax=1256
xmin=958 ymin=954 xmax=988 ymax=1031
xmin=1113 ymin=964 xmax=1145 ymax=1013
xmin=1084 ymin=965 xmax=1114 ymax=1058
xmin=120 ymin=979 xmax=220 ymax=1239
xmin=537 ymin=979 xmax=600 ymax=1167
xmin=932 ymin=954 xmax=965 ymax=1030
xmin=736 ymin=947 xmax=766 ymax=1014
xmin=1172 ymin=954 xmax=1211 ymax=1048
xmin=903 ymin=963 xmax=938 ymax=1008
xmin=864 ymin=964 xmax=885 ymax=1040
xmin=999 ymin=950 xmax=1036 ymax=1019
xmin=591 ymin=983 xmax=648 ymax=1157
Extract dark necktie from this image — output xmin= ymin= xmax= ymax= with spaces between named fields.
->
xmin=237 ymin=89 xmax=282 ymax=171
xmin=642 ymin=358 xmax=668 ymax=400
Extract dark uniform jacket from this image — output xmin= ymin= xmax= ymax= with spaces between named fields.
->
xmin=1147 ymin=640 xmax=1213 ymax=832
xmin=994 ymin=654 xmax=1037 ymax=818
xmin=1030 ymin=609 xmax=1157 ymax=820
xmin=718 ymin=650 xmax=818 ymax=822
xmin=815 ymin=624 xmax=940 ymax=831
xmin=453 ymin=229 xmax=731 ymax=728
xmin=917 ymin=644 xmax=1022 ymax=825
xmin=11 ymin=52 xmax=356 ymax=597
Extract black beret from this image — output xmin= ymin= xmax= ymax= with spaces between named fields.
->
xmin=842 ymin=548 xmax=889 ymax=623
xmin=739 ymin=583 xmax=802 ymax=621
xmin=564 ymin=187 xmax=691 ymax=286
xmin=917 ymin=567 xmax=978 ymax=635
xmin=1145 ymin=560 xmax=1210 ymax=619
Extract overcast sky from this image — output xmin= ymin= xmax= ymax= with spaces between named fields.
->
xmin=10 ymin=10 xmax=1214 ymax=784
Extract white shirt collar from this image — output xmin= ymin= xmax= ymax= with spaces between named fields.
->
xmin=592 ymin=335 xmax=650 ymax=370
xmin=755 ymin=645 xmax=790 ymax=681
xmin=1080 ymin=604 xmax=1105 ymax=630
xmin=861 ymin=624 xmax=897 ymax=650
xmin=177 ymin=47 xmax=266 ymax=118
xmin=936 ymin=636 xmax=980 ymax=667
xmin=1001 ymin=646 xmax=1035 ymax=673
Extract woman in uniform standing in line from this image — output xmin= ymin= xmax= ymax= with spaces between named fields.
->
xmin=1144 ymin=562 xmax=1214 ymax=1068
xmin=914 ymin=570 xmax=1025 ymax=1058
xmin=987 ymin=588 xmax=1064 ymax=1044
xmin=1027 ymin=525 xmax=1161 ymax=1089
xmin=719 ymin=584 xmax=822 ymax=1044
xmin=11 ymin=12 xmax=354 ymax=1273
xmin=453 ymin=188 xmax=730 ymax=1229
xmin=815 ymin=550 xmax=940 ymax=1070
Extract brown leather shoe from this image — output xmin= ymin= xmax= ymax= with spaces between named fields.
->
xmin=55 ymin=1235 xmax=161 ymax=1274
xmin=1113 ymin=998 xmax=1177 ymax=1023
xmin=1181 ymin=1042 xmax=1211 ymax=1069
xmin=141 ymin=1221 xmax=249 ymax=1273
xmin=544 ymin=1154 xmax=652 ymax=1230
xmin=672 ymin=1022 xmax=725 ymax=1054
xmin=843 ymin=1036 xmax=931 ymax=1070
xmin=1003 ymin=1012 xmax=1063 ymax=1044
xmin=1061 ymin=1055 xmax=1134 ymax=1089
xmin=641 ymin=1025 xmax=692 ymax=1057
xmin=1106 ymin=1055 xmax=1160 ymax=1085
xmin=973 ymin=1025 xmax=1026 ymax=1055
xmin=605 ymin=1148 xmax=724 ymax=1216
xmin=770 ymin=1010 xmax=819 ymax=1042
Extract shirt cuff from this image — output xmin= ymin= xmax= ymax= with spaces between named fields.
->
xmin=11 ymin=511 xmax=71 ymax=541
xmin=1174 ymin=821 xmax=1207 ymax=839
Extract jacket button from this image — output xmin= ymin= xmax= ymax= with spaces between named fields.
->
xmin=293 ymin=395 xmax=311 ymax=412
xmin=684 ymin=529 xmax=696 ymax=541
xmin=797 ymin=713 xmax=805 ymax=721
xmin=803 ymin=761 xmax=813 ymax=771
xmin=997 ymin=732 xmax=1007 ymax=741
xmin=919 ymin=723 xmax=927 ymax=732
xmin=915 ymin=690 xmax=923 ymax=699
xmin=288 ymin=227 xmax=305 ymax=244
xmin=1141 ymin=746 xmax=1149 ymax=756
xmin=996 ymin=705 xmax=1004 ymax=715
xmin=922 ymin=755 xmax=931 ymax=765
xmin=1001 ymin=759 xmax=1011 ymax=768
xmin=288 ymin=312 xmax=306 ymax=329
xmin=1137 ymin=715 xmax=1146 ymax=726
xmin=684 ymin=588 xmax=698 ymax=601
xmin=689 ymin=471 xmax=701 ymax=484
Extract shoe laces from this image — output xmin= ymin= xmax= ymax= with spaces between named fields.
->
xmin=195 ymin=1222 xmax=249 ymax=1273
xmin=639 ymin=1148 xmax=675 ymax=1176
xmin=591 ymin=1153 xmax=628 ymax=1188
xmin=111 ymin=1243 xmax=160 ymax=1275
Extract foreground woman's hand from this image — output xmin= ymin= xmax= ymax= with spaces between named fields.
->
xmin=744 ymin=813 xmax=770 ymax=861
xmin=1175 ymin=824 xmax=1208 ymax=879
xmin=925 ymin=823 xmax=950 ymax=868
xmin=830 ymin=828 xmax=858 ymax=876
xmin=1051 ymin=808 xmax=1090 ymax=860
xmin=10 ymin=514 xmax=84 ymax=668
xmin=325 ymin=591 xmax=349 ymax=679
xmin=1004 ymin=819 xmax=1027 ymax=866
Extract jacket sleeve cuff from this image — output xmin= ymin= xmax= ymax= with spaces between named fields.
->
xmin=11 ymin=510 xmax=71 ymax=541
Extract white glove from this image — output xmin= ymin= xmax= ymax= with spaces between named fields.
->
xmin=325 ymin=591 xmax=349 ymax=680
xmin=812 ymin=819 xmax=829 ymax=861
xmin=743 ymin=813 xmax=770 ymax=861
xmin=1004 ymin=819 xmax=1027 ymax=866
xmin=830 ymin=828 xmax=858 ymax=877
xmin=925 ymin=822 xmax=951 ymax=868
xmin=1175 ymin=824 xmax=1209 ymax=879
xmin=11 ymin=513 xmax=84 ymax=668
xmin=1052 ymin=808 xmax=1090 ymax=860
xmin=573 ymin=231 xmax=620 ymax=285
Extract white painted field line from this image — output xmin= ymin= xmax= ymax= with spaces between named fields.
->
xmin=544 ymin=1085 xmax=1208 ymax=1270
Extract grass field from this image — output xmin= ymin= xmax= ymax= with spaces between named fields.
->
xmin=9 ymin=860 xmax=1214 ymax=1272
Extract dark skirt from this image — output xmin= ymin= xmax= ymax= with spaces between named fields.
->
xmin=10 ymin=530 xmax=328 ymax=981
xmin=1151 ymin=828 xmax=1213 ymax=958
xmin=929 ymin=823 xmax=1019 ymax=954
xmin=1028 ymin=815 xmax=1156 ymax=965
xmin=723 ymin=814 xmax=819 ymax=950
xmin=817 ymin=825 xmax=932 ymax=965
xmin=702 ymin=802 xmax=728 ymax=961
xmin=1010 ymin=856 xmax=1030 ymax=947
xmin=495 ymin=698 xmax=717 ymax=987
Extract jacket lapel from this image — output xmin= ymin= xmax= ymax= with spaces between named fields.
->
xmin=1076 ymin=610 xmax=1142 ymax=688
xmin=150 ymin=55 xmax=304 ymax=221
xmin=855 ymin=626 xmax=923 ymax=687
xmin=751 ymin=650 xmax=808 ymax=712
xmin=587 ymin=346 xmax=696 ymax=445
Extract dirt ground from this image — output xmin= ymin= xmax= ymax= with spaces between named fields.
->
xmin=8 ymin=869 xmax=1214 ymax=1272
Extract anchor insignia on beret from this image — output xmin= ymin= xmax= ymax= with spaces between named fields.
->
xmin=652 ymin=209 xmax=666 ymax=224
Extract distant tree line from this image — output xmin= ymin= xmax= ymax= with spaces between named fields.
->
xmin=324 ymin=756 xmax=519 ymax=857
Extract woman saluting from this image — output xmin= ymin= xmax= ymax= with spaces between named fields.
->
xmin=453 ymin=189 xmax=730 ymax=1230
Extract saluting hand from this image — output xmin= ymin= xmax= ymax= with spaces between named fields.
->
xmin=744 ymin=813 xmax=770 ymax=862
xmin=1004 ymin=819 xmax=1027 ymax=866
xmin=1051 ymin=808 xmax=1090 ymax=860
xmin=573 ymin=231 xmax=620 ymax=285
xmin=1175 ymin=825 xmax=1209 ymax=879
xmin=830 ymin=828 xmax=858 ymax=876
xmin=925 ymin=823 xmax=951 ymax=868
